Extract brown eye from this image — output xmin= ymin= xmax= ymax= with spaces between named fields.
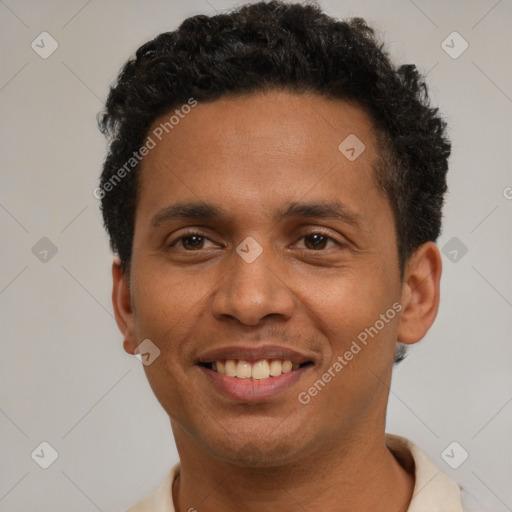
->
xmin=169 ymin=232 xmax=213 ymax=251
xmin=303 ymin=233 xmax=330 ymax=250
xmin=180 ymin=235 xmax=205 ymax=250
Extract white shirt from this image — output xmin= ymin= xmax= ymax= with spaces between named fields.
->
xmin=125 ymin=433 xmax=485 ymax=511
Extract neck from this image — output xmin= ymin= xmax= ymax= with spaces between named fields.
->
xmin=171 ymin=426 xmax=414 ymax=512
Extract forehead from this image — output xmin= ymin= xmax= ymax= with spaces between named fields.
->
xmin=136 ymin=90 xmax=384 ymax=225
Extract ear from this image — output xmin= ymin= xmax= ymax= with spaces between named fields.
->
xmin=112 ymin=257 xmax=137 ymax=355
xmin=397 ymin=241 xmax=442 ymax=345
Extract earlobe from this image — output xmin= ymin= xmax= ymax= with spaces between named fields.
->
xmin=396 ymin=242 xmax=442 ymax=345
xmin=111 ymin=258 xmax=137 ymax=355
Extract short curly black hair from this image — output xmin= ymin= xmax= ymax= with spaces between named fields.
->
xmin=97 ymin=1 xmax=450 ymax=363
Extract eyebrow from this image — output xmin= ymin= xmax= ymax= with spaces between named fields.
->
xmin=151 ymin=200 xmax=363 ymax=228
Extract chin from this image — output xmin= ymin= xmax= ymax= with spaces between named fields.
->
xmin=218 ymin=439 xmax=302 ymax=468
xmin=169 ymin=396 xmax=322 ymax=467
xmin=202 ymin=423 xmax=310 ymax=468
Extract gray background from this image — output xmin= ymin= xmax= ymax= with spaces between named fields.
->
xmin=0 ymin=0 xmax=510 ymax=510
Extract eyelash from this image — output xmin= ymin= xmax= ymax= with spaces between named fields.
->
xmin=168 ymin=229 xmax=345 ymax=251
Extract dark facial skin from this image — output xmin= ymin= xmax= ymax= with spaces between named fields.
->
xmin=112 ymin=90 xmax=442 ymax=512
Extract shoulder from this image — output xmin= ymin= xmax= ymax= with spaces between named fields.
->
xmin=386 ymin=433 xmax=488 ymax=511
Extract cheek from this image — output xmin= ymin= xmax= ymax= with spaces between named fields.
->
xmin=130 ymin=266 xmax=206 ymax=418
xmin=298 ymin=266 xmax=397 ymax=336
xmin=130 ymin=261 xmax=214 ymax=360
xmin=296 ymin=272 xmax=399 ymax=424
xmin=296 ymin=265 xmax=400 ymax=398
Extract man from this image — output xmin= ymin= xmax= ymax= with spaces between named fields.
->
xmin=97 ymin=1 xmax=483 ymax=510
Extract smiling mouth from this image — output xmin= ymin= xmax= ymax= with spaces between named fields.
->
xmin=199 ymin=359 xmax=314 ymax=380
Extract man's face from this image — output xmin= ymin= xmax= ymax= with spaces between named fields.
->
xmin=123 ymin=90 xmax=404 ymax=466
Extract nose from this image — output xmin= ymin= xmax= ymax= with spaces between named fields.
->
xmin=211 ymin=243 xmax=295 ymax=327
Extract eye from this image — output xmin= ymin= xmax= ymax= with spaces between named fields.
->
xmin=169 ymin=231 xmax=216 ymax=251
xmin=297 ymin=231 xmax=343 ymax=251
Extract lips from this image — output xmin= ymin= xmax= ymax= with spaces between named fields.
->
xmin=196 ymin=345 xmax=315 ymax=402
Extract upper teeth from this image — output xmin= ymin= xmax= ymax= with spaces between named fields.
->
xmin=212 ymin=359 xmax=299 ymax=379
